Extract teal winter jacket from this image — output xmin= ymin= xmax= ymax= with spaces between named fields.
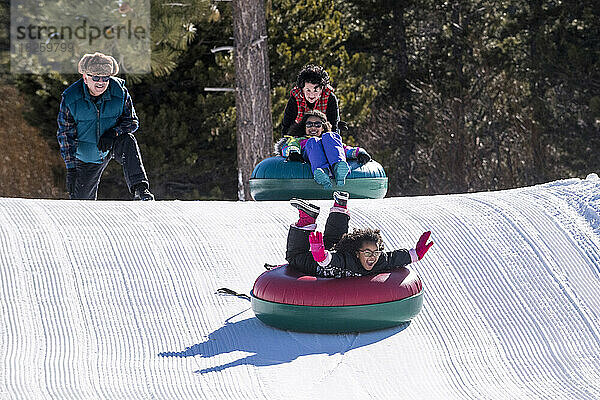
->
xmin=57 ymin=77 xmax=139 ymax=168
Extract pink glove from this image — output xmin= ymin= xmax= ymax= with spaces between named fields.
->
xmin=416 ymin=231 xmax=433 ymax=260
xmin=309 ymin=231 xmax=327 ymax=262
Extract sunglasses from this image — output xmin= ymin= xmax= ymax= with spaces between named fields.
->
xmin=89 ymin=75 xmax=110 ymax=82
xmin=358 ymin=249 xmax=383 ymax=258
xmin=305 ymin=121 xmax=323 ymax=128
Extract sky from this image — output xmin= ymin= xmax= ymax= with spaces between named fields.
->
xmin=1 ymin=175 xmax=600 ymax=399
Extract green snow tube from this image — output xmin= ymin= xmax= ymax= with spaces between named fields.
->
xmin=249 ymin=156 xmax=388 ymax=201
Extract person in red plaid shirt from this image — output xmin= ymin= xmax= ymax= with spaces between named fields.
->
xmin=57 ymin=52 xmax=154 ymax=200
xmin=281 ymin=64 xmax=340 ymax=136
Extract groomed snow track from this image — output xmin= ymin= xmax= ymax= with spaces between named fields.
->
xmin=1 ymin=177 xmax=600 ymax=399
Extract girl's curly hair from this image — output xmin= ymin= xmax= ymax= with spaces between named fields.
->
xmin=288 ymin=109 xmax=332 ymax=137
xmin=333 ymin=228 xmax=384 ymax=255
xmin=296 ymin=64 xmax=330 ymax=89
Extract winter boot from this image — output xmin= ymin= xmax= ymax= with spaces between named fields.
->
xmin=133 ymin=183 xmax=155 ymax=201
xmin=333 ymin=191 xmax=349 ymax=209
xmin=333 ymin=161 xmax=350 ymax=186
xmin=290 ymin=198 xmax=320 ymax=227
xmin=290 ymin=198 xmax=320 ymax=219
xmin=313 ymin=168 xmax=332 ymax=189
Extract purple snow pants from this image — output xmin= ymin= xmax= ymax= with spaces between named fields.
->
xmin=303 ymin=132 xmax=346 ymax=173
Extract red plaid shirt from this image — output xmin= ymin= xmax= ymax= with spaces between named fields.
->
xmin=290 ymin=85 xmax=332 ymax=123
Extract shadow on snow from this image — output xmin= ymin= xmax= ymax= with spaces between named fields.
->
xmin=159 ymin=314 xmax=410 ymax=374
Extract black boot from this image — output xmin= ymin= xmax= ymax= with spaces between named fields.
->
xmin=290 ymin=198 xmax=320 ymax=219
xmin=133 ymin=183 xmax=154 ymax=201
xmin=333 ymin=191 xmax=349 ymax=208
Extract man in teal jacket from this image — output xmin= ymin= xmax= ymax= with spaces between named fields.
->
xmin=57 ymin=52 xmax=154 ymax=200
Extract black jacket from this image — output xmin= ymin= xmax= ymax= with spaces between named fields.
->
xmin=285 ymin=213 xmax=412 ymax=278
xmin=281 ymin=92 xmax=339 ymax=136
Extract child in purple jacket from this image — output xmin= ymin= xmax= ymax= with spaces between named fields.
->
xmin=275 ymin=110 xmax=372 ymax=189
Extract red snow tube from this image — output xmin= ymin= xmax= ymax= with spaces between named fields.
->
xmin=250 ymin=264 xmax=424 ymax=333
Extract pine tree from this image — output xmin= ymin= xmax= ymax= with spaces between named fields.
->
xmin=494 ymin=0 xmax=600 ymax=180
xmin=348 ymin=0 xmax=600 ymax=195
xmin=344 ymin=1 xmax=418 ymax=195
xmin=100 ymin=3 xmax=238 ymax=200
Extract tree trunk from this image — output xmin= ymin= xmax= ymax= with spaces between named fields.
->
xmin=528 ymin=1 xmax=547 ymax=184
xmin=390 ymin=4 xmax=417 ymax=192
xmin=232 ymin=0 xmax=273 ymax=201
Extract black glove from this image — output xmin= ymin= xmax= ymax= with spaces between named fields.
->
xmin=97 ymin=128 xmax=117 ymax=152
xmin=66 ymin=168 xmax=77 ymax=196
xmin=287 ymin=151 xmax=304 ymax=162
xmin=357 ymin=148 xmax=372 ymax=165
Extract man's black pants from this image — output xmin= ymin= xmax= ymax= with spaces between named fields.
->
xmin=71 ymin=133 xmax=149 ymax=200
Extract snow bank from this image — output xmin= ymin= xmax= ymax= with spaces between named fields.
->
xmin=1 ymin=177 xmax=600 ymax=399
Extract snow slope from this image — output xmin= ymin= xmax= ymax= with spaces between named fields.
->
xmin=1 ymin=176 xmax=600 ymax=400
